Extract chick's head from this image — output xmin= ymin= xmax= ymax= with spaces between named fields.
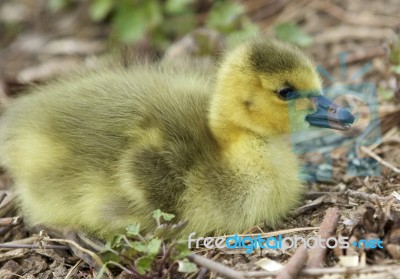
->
xmin=210 ymin=39 xmax=322 ymax=139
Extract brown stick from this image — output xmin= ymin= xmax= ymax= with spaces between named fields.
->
xmin=39 ymin=233 xmax=113 ymax=278
xmin=243 ymin=264 xmax=400 ymax=277
xmin=361 ymin=146 xmax=400 ymax=173
xmin=188 ymin=254 xmax=244 ymax=279
xmin=0 ymin=193 xmax=7 ymax=205
xmin=311 ymin=1 xmax=398 ymax=27
xmin=0 ymin=195 xmax=16 ymax=218
xmin=276 ymin=245 xmax=308 ymax=279
xmin=310 ymin=1 xmax=400 ymax=27
xmin=346 ymin=189 xmax=397 ymax=204
xmin=293 ymin=196 xmax=330 ymax=216
xmin=0 ymin=216 xmax=22 ymax=227
xmin=189 ymin=253 xmax=400 ymax=278
xmin=314 ymin=26 xmax=394 ymax=45
xmin=329 ymin=46 xmax=387 ymax=67
xmin=0 ymin=243 xmax=70 ymax=250
xmin=307 ymin=207 xmax=340 ymax=268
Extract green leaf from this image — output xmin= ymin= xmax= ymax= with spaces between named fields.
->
xmin=113 ymin=0 xmax=162 ymax=43
xmin=392 ymin=65 xmax=400 ymax=74
xmin=113 ymin=6 xmax=147 ymax=43
xmin=275 ymin=22 xmax=313 ymax=48
xmin=171 ymin=240 xmax=192 ymax=260
xmin=135 ymin=255 xmax=154 ymax=275
xmin=147 ymin=238 xmax=162 ymax=255
xmin=379 ymin=88 xmax=395 ymax=101
xmin=207 ymin=2 xmax=244 ymax=34
xmin=165 ymin=0 xmax=193 ymax=14
xmin=152 ymin=209 xmax=162 ymax=220
xmin=154 ymin=221 xmax=187 ymax=240
xmin=120 ymin=247 xmax=138 ymax=259
xmin=153 ymin=210 xmax=175 ymax=222
xmin=143 ymin=0 xmax=163 ymax=29
xmin=89 ymin=0 xmax=114 ymax=21
xmin=162 ymin=212 xmax=175 ymax=221
xmin=226 ymin=22 xmax=259 ymax=46
xmin=150 ymin=30 xmax=173 ymax=50
xmin=131 ymin=238 xmax=160 ymax=255
xmin=102 ymin=234 xmax=123 ymax=251
xmin=126 ymin=224 xmax=140 ymax=237
xmin=99 ymin=250 xmax=122 ymax=263
xmin=389 ymin=37 xmax=400 ymax=65
xmin=132 ymin=241 xmax=148 ymax=253
xmin=47 ymin=0 xmax=69 ymax=12
xmin=177 ymin=260 xmax=197 ymax=273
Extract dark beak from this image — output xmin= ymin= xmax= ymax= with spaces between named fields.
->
xmin=305 ymin=95 xmax=355 ymax=131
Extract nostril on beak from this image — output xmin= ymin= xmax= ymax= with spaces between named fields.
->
xmin=327 ymin=106 xmax=336 ymax=113
xmin=339 ymin=109 xmax=355 ymax=124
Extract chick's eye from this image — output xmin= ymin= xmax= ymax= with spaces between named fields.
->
xmin=277 ymin=87 xmax=298 ymax=101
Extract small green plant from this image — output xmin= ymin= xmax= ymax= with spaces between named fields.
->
xmin=389 ymin=36 xmax=400 ymax=74
xmin=274 ymin=22 xmax=313 ymax=48
xmin=47 ymin=0 xmax=71 ymax=12
xmin=47 ymin=0 xmax=258 ymax=49
xmin=97 ymin=209 xmax=197 ymax=278
xmin=206 ymin=1 xmax=258 ymax=43
xmin=379 ymin=87 xmax=396 ymax=101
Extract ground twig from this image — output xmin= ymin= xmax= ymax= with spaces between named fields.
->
xmin=65 ymin=259 xmax=83 ymax=279
xmin=307 ymin=207 xmax=340 ymax=268
xmin=188 ymin=254 xmax=244 ymax=279
xmin=0 ymin=243 xmax=69 ymax=250
xmin=293 ymin=195 xmax=334 ymax=216
xmin=276 ymin=245 xmax=308 ymax=279
xmin=244 ymin=264 xmax=400 ymax=277
xmin=314 ymin=26 xmax=394 ymax=44
xmin=0 ymin=216 xmax=22 ymax=227
xmin=0 ymin=192 xmax=7 ymax=205
xmin=310 ymin=1 xmax=400 ymax=27
xmin=361 ymin=146 xmax=400 ymax=173
xmin=38 ymin=232 xmax=113 ymax=278
xmin=189 ymin=253 xmax=400 ymax=278
xmin=328 ymin=46 xmax=387 ymax=67
xmin=347 ymin=189 xmax=398 ymax=204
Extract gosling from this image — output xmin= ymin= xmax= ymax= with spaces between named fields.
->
xmin=0 ymin=39 xmax=354 ymax=238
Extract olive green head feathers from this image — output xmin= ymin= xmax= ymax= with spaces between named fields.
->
xmin=209 ymin=39 xmax=354 ymax=147
xmin=209 ymin=39 xmax=322 ymax=147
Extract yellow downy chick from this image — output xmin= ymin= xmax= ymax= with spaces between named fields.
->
xmin=0 ymin=38 xmax=353 ymax=239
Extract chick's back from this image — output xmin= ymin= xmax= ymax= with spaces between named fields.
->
xmin=0 ymin=64 xmax=222 ymax=237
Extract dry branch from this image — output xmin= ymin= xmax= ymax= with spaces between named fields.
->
xmin=307 ymin=207 xmax=340 ymax=268
xmin=276 ymin=245 xmax=308 ymax=279
xmin=188 ymin=254 xmax=244 ymax=279
xmin=38 ymin=232 xmax=113 ymax=278
xmin=0 ymin=192 xmax=7 ymax=205
xmin=0 ymin=194 xmax=16 ymax=217
xmin=0 ymin=248 xmax=30 ymax=262
xmin=347 ymin=189 xmax=398 ymax=204
xmin=0 ymin=243 xmax=69 ymax=250
xmin=189 ymin=254 xmax=400 ymax=278
xmin=314 ymin=26 xmax=395 ymax=44
xmin=361 ymin=146 xmax=400 ymax=173
xmin=310 ymin=1 xmax=400 ymax=27
xmin=328 ymin=46 xmax=387 ymax=67
xmin=244 ymin=264 xmax=400 ymax=277
xmin=0 ymin=216 xmax=22 ymax=227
